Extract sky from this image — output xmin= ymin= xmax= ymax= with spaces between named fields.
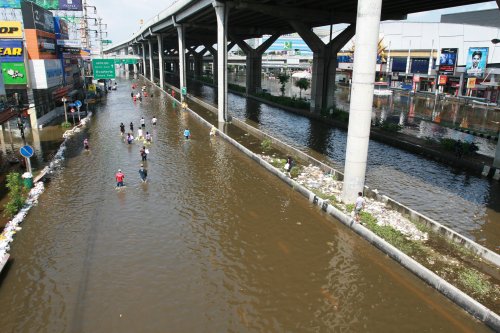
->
xmin=90 ymin=0 xmax=499 ymax=45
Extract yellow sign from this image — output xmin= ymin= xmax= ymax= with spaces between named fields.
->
xmin=466 ymin=77 xmax=476 ymax=89
xmin=0 ymin=21 xmax=22 ymax=39
xmin=88 ymin=84 xmax=96 ymax=92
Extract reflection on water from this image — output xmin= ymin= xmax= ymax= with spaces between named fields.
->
xmin=168 ymin=74 xmax=500 ymax=254
xmin=0 ymin=76 xmax=491 ymax=332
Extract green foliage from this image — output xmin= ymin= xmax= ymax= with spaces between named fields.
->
xmin=439 ymin=138 xmax=479 ymax=155
xmin=378 ymin=122 xmax=403 ymax=133
xmin=458 ymin=268 xmax=492 ymax=298
xmin=294 ymin=78 xmax=310 ymax=99
xmin=289 ymin=166 xmax=301 ymax=178
xmin=255 ymin=92 xmax=310 ymax=110
xmin=198 ymin=76 xmax=213 ymax=84
xmin=261 ymin=138 xmax=272 ymax=151
xmin=277 ymin=73 xmax=290 ymax=96
xmin=3 ymin=172 xmax=26 ymax=218
xmin=228 ymin=83 xmax=246 ymax=93
xmin=61 ymin=121 xmax=72 ymax=128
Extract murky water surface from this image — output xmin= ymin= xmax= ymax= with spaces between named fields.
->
xmin=172 ymin=74 xmax=500 ymax=254
xmin=0 ymin=77 xmax=492 ymax=332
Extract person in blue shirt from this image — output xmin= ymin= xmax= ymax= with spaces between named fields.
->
xmin=183 ymin=128 xmax=191 ymax=140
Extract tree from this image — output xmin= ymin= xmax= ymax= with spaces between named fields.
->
xmin=294 ymin=78 xmax=310 ymax=99
xmin=277 ymin=73 xmax=290 ymax=96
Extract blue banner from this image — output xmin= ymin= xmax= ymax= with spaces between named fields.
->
xmin=0 ymin=39 xmax=24 ymax=62
xmin=0 ymin=0 xmax=20 ymax=8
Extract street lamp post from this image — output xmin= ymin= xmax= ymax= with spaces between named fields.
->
xmin=62 ymin=96 xmax=68 ymax=124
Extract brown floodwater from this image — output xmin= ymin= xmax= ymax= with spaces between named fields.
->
xmin=0 ymin=78 xmax=492 ymax=332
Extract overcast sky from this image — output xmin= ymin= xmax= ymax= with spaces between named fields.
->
xmin=91 ymin=0 xmax=499 ymax=45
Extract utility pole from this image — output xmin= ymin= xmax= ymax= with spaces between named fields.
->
xmin=97 ymin=17 xmax=107 ymax=58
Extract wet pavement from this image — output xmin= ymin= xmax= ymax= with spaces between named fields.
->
xmin=171 ymin=74 xmax=500 ymax=254
xmin=0 ymin=76 xmax=492 ymax=332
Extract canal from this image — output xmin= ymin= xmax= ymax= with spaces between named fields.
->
xmin=0 ymin=77 xmax=491 ymax=332
xmin=168 ymin=73 xmax=500 ymax=254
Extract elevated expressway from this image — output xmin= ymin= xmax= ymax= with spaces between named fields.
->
xmin=105 ymin=0 xmax=495 ymax=202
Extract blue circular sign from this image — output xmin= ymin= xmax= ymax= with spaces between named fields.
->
xmin=74 ymin=100 xmax=82 ymax=108
xmin=20 ymin=145 xmax=34 ymax=158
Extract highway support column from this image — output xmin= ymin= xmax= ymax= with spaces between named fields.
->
xmin=214 ymin=1 xmax=229 ymax=122
xmin=157 ymin=34 xmax=164 ymax=89
xmin=231 ymin=33 xmax=281 ymax=95
xmin=341 ymin=0 xmax=382 ymax=203
xmin=148 ymin=38 xmax=154 ymax=82
xmin=175 ymin=22 xmax=187 ymax=103
xmin=291 ymin=22 xmax=355 ymax=113
xmin=141 ymin=42 xmax=147 ymax=77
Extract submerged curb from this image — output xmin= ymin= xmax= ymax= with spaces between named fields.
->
xmin=143 ymin=77 xmax=500 ymax=330
xmin=0 ymin=113 xmax=92 ymax=275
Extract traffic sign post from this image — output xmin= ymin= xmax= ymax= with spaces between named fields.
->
xmin=71 ymin=108 xmax=75 ymax=125
xmin=75 ymin=100 xmax=82 ymax=122
xmin=20 ymin=145 xmax=34 ymax=188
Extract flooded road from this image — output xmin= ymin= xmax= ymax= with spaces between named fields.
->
xmin=172 ymin=74 xmax=500 ymax=254
xmin=0 ymin=77 xmax=492 ymax=332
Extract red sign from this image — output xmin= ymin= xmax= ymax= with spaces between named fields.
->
xmin=438 ymin=75 xmax=448 ymax=85
xmin=70 ymin=108 xmax=75 ymax=113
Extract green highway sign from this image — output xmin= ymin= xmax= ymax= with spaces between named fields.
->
xmin=92 ymin=59 xmax=116 ymax=79
xmin=102 ymin=40 xmax=113 ymax=44
xmin=115 ymin=59 xmax=138 ymax=65
xmin=283 ymin=41 xmax=292 ymax=50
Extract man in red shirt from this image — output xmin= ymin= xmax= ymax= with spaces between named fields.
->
xmin=115 ymin=169 xmax=125 ymax=187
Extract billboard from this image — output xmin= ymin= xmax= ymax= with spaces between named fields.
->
xmin=439 ymin=48 xmax=457 ymax=74
xmin=54 ymin=17 xmax=69 ymax=40
xmin=466 ymin=47 xmax=488 ymax=77
xmin=0 ymin=0 xmax=82 ymax=10
xmin=0 ymin=39 xmax=24 ymax=62
xmin=0 ymin=21 xmax=22 ymax=39
xmin=1 ymin=62 xmax=27 ymax=85
xmin=21 ymin=1 xmax=55 ymax=34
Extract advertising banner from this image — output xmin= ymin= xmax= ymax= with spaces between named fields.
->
xmin=28 ymin=59 xmax=63 ymax=89
xmin=0 ymin=0 xmax=20 ymax=8
xmin=1 ymin=0 xmax=81 ymax=10
xmin=466 ymin=77 xmax=477 ymax=89
xmin=92 ymin=59 xmax=116 ymax=79
xmin=0 ymin=21 xmax=22 ymax=38
xmin=54 ymin=17 xmax=69 ymax=40
xmin=1 ymin=62 xmax=27 ymax=85
xmin=57 ymin=39 xmax=81 ymax=48
xmin=21 ymin=1 xmax=55 ymax=34
xmin=466 ymin=47 xmax=488 ymax=77
xmin=115 ymin=58 xmax=138 ymax=65
xmin=438 ymin=75 xmax=448 ymax=85
xmin=438 ymin=48 xmax=457 ymax=74
xmin=0 ymin=39 xmax=24 ymax=62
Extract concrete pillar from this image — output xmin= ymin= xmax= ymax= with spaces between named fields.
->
xmin=157 ymin=35 xmax=164 ymax=89
xmin=341 ymin=0 xmax=382 ymax=204
xmin=494 ymin=135 xmax=500 ymax=168
xmin=148 ymin=39 xmax=154 ymax=82
xmin=292 ymin=22 xmax=355 ymax=113
xmin=176 ymin=24 xmax=186 ymax=102
xmin=204 ymin=45 xmax=217 ymax=85
xmin=232 ymin=33 xmax=280 ymax=95
xmin=28 ymin=106 xmax=38 ymax=130
xmin=142 ymin=42 xmax=147 ymax=76
xmin=214 ymin=1 xmax=229 ymax=122
xmin=0 ymin=124 xmax=7 ymax=155
xmin=192 ymin=48 xmax=204 ymax=79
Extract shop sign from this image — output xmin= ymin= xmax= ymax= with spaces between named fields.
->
xmin=438 ymin=75 xmax=448 ymax=85
xmin=1 ymin=62 xmax=27 ymax=85
xmin=57 ymin=39 xmax=81 ymax=48
xmin=0 ymin=1 xmax=82 ymax=10
xmin=412 ymin=74 xmax=420 ymax=83
xmin=0 ymin=39 xmax=24 ymax=62
xmin=0 ymin=21 xmax=22 ymax=38
xmin=467 ymin=77 xmax=477 ymax=89
xmin=54 ymin=17 xmax=69 ymax=40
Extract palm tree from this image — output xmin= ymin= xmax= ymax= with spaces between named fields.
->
xmin=294 ymin=78 xmax=310 ymax=99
